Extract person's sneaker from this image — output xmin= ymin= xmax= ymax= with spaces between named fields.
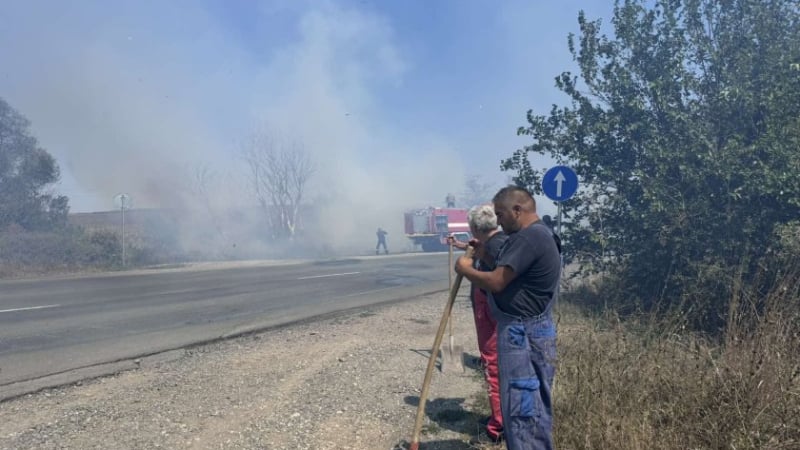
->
xmin=476 ymin=416 xmax=503 ymax=441
xmin=468 ymin=429 xmax=503 ymax=447
xmin=487 ymin=432 xmax=503 ymax=444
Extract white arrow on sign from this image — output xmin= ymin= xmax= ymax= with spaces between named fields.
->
xmin=554 ymin=170 xmax=566 ymax=197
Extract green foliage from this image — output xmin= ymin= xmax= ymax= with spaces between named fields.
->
xmin=0 ymin=228 xmax=119 ymax=271
xmin=503 ymin=0 xmax=800 ymax=329
xmin=0 ymin=226 xmax=186 ymax=277
xmin=81 ymin=229 xmax=122 ymax=266
xmin=0 ymin=97 xmax=69 ymax=230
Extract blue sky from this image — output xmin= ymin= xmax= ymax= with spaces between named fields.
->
xmin=0 ymin=0 xmax=614 ymax=220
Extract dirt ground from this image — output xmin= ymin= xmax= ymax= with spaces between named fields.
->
xmin=0 ymin=290 xmax=498 ymax=450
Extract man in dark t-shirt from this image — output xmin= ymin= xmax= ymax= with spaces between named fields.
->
xmin=455 ymin=186 xmax=561 ymax=450
xmin=491 ymin=218 xmax=560 ymax=317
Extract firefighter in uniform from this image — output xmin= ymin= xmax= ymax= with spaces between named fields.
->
xmin=376 ymin=227 xmax=388 ymax=254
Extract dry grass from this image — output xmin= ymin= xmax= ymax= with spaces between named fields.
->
xmin=468 ymin=272 xmax=800 ymax=449
xmin=551 ymin=275 xmax=800 ymax=450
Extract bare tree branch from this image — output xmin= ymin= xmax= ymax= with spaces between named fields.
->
xmin=242 ymin=130 xmax=315 ymax=239
xmin=460 ymin=174 xmax=497 ymax=209
xmin=189 ymin=164 xmax=230 ymax=244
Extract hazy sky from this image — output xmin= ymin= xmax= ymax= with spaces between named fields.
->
xmin=0 ymin=0 xmax=613 ymax=218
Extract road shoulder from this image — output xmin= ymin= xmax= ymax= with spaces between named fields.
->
xmin=0 ymin=291 xmax=489 ymax=450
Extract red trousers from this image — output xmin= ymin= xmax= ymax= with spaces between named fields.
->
xmin=472 ymin=286 xmax=503 ymax=440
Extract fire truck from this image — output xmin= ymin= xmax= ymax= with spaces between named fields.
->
xmin=404 ymin=207 xmax=471 ymax=252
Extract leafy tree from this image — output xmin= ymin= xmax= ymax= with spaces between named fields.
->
xmin=503 ymin=0 xmax=800 ymax=328
xmin=0 ymin=97 xmax=69 ymax=230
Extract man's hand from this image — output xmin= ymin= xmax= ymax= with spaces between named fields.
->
xmin=468 ymin=238 xmax=488 ymax=261
xmin=454 ymin=254 xmax=474 ymax=275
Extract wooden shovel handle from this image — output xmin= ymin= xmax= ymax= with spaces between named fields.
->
xmin=409 ymin=246 xmax=474 ymax=449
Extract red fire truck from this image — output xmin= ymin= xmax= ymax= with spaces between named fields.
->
xmin=404 ymin=207 xmax=471 ymax=252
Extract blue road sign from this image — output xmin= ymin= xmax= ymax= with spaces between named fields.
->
xmin=542 ymin=166 xmax=578 ymax=202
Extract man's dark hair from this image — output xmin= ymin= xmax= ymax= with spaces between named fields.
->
xmin=492 ymin=185 xmax=536 ymax=209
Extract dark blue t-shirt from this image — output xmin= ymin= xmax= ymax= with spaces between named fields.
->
xmin=472 ymin=231 xmax=508 ymax=306
xmin=478 ymin=231 xmax=508 ymax=272
xmin=494 ymin=222 xmax=561 ymax=317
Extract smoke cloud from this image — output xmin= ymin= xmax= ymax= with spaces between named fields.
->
xmin=0 ymin=1 xmax=467 ymax=256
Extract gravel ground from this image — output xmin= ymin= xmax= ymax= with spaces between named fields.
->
xmin=0 ymin=291 xmax=498 ymax=450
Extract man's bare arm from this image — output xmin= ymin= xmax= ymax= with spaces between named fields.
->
xmin=446 ymin=235 xmax=469 ymax=251
xmin=454 ymin=256 xmax=516 ymax=293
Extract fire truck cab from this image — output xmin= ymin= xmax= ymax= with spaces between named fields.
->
xmin=404 ymin=207 xmax=471 ymax=252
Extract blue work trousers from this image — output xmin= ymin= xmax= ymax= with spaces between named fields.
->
xmin=490 ymin=296 xmax=557 ymax=450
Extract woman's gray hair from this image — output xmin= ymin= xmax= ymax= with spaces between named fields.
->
xmin=468 ymin=204 xmax=498 ymax=234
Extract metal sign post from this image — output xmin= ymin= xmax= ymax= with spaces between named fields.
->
xmin=122 ymin=205 xmax=125 ymax=266
xmin=114 ymin=194 xmax=132 ymax=267
xmin=557 ymin=202 xmax=563 ymax=237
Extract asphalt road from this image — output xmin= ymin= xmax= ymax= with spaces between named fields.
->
xmin=0 ymin=253 xmax=453 ymax=393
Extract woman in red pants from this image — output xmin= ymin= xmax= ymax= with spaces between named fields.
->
xmin=449 ymin=204 xmax=508 ymax=443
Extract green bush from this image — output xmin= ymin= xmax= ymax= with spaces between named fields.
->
xmin=79 ymin=229 xmax=121 ymax=266
xmin=0 ymin=228 xmax=125 ymax=276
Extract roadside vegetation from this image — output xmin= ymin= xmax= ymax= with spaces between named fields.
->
xmin=550 ymin=270 xmax=800 ymax=450
xmin=467 ymin=1 xmax=800 ymax=448
xmin=0 ymin=95 xmax=320 ymax=278
xmin=467 ymin=270 xmax=800 ymax=450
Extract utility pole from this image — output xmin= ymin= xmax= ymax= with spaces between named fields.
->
xmin=114 ymin=193 xmax=131 ymax=267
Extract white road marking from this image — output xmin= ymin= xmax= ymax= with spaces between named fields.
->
xmin=297 ymin=272 xmax=361 ymax=280
xmin=0 ymin=304 xmax=61 ymax=314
